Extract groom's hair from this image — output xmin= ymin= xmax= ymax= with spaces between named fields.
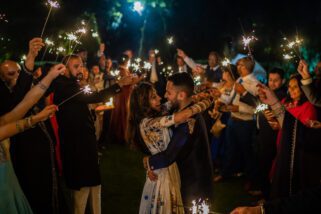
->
xmin=168 ymin=72 xmax=194 ymax=97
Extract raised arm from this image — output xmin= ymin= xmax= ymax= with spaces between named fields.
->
xmin=25 ymin=38 xmax=45 ymax=71
xmin=0 ymin=105 xmax=57 ymax=141
xmin=0 ymin=64 xmax=65 ymax=126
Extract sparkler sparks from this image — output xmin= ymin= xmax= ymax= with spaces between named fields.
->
xmin=76 ymin=27 xmax=87 ymax=34
xmin=45 ymin=38 xmax=54 ymax=46
xmin=167 ymin=36 xmax=174 ymax=45
xmin=58 ymin=85 xmax=92 ymax=107
xmin=242 ymin=35 xmax=258 ymax=50
xmin=221 ymin=58 xmax=231 ymax=67
xmin=143 ymin=62 xmax=152 ymax=70
xmin=254 ymin=103 xmax=269 ymax=114
xmin=41 ymin=0 xmax=60 ymax=38
xmin=0 ymin=13 xmax=8 ymax=23
xmin=47 ymin=0 xmax=60 ymax=8
xmin=281 ymin=36 xmax=303 ymax=60
xmin=133 ymin=1 xmax=144 ymax=15
xmin=194 ymin=75 xmax=202 ymax=86
xmin=191 ymin=199 xmax=210 ymax=214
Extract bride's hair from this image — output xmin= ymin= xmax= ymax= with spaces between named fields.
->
xmin=126 ymin=82 xmax=159 ymax=154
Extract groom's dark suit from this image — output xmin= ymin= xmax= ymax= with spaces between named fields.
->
xmin=148 ymin=105 xmax=214 ymax=206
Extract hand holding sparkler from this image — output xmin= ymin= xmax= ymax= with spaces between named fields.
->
xmin=309 ymin=120 xmax=321 ymax=129
xmin=24 ymin=38 xmax=45 ymax=71
xmin=257 ymin=84 xmax=279 ymax=106
xmin=297 ymin=60 xmax=311 ymax=80
xmin=117 ymin=75 xmax=136 ymax=87
xmin=33 ymin=105 xmax=58 ymax=122
xmin=28 ymin=38 xmax=45 ymax=58
xmin=177 ymin=48 xmax=187 ymax=59
xmin=47 ymin=63 xmax=66 ymax=79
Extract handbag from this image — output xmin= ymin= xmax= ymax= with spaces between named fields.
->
xmin=210 ymin=113 xmax=226 ymax=138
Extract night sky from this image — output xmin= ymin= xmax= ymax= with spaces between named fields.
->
xmin=1 ymin=0 xmax=321 ymax=63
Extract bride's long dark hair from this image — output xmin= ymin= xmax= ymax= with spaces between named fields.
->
xmin=126 ymin=82 xmax=160 ymax=154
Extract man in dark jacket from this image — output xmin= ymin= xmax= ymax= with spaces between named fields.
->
xmin=144 ymin=73 xmax=213 ymax=208
xmin=52 ymin=55 xmax=134 ymax=214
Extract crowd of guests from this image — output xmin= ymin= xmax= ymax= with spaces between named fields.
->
xmin=0 ymin=36 xmax=321 ymax=214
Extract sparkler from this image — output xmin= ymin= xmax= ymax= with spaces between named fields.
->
xmin=105 ymin=97 xmax=114 ymax=108
xmin=221 ymin=58 xmax=231 ymax=67
xmin=41 ymin=38 xmax=55 ymax=61
xmin=55 ymin=46 xmax=66 ymax=61
xmin=191 ymin=199 xmax=210 ymax=214
xmin=241 ymin=32 xmax=258 ymax=57
xmin=254 ymin=103 xmax=269 ymax=114
xmin=281 ymin=36 xmax=303 ymax=60
xmin=167 ymin=36 xmax=174 ymax=45
xmin=40 ymin=0 xmax=60 ymax=38
xmin=143 ymin=61 xmax=152 ymax=70
xmin=57 ymin=85 xmax=92 ymax=107
xmin=194 ymin=75 xmax=202 ymax=86
xmin=0 ymin=13 xmax=8 ymax=23
xmin=132 ymin=1 xmax=144 ymax=15
xmin=154 ymin=49 xmax=159 ymax=55
xmin=111 ymin=69 xmax=120 ymax=80
xmin=64 ymin=23 xmax=88 ymax=65
xmin=161 ymin=66 xmax=174 ymax=78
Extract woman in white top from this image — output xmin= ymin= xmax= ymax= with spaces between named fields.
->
xmin=127 ymin=82 xmax=212 ymax=214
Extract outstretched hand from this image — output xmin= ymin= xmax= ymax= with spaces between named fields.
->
xmin=257 ymin=83 xmax=279 ymax=106
xmin=48 ymin=64 xmax=66 ymax=79
xmin=28 ymin=38 xmax=45 ymax=58
xmin=297 ymin=60 xmax=311 ymax=80
xmin=177 ymin=48 xmax=187 ymax=58
xmin=33 ymin=105 xmax=57 ymax=122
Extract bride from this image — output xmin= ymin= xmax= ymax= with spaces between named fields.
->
xmin=127 ymin=82 xmax=211 ymax=214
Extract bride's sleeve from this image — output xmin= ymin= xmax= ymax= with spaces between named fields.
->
xmin=143 ymin=115 xmax=175 ymax=129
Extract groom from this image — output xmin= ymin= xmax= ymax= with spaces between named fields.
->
xmin=144 ymin=72 xmax=214 ymax=207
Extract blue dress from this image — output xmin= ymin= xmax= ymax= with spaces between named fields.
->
xmin=0 ymin=139 xmax=33 ymax=214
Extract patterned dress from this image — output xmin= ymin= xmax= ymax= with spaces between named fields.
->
xmin=139 ymin=115 xmax=184 ymax=214
xmin=0 ymin=139 xmax=33 ymax=213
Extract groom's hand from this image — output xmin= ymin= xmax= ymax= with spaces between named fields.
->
xmin=147 ymin=170 xmax=158 ymax=181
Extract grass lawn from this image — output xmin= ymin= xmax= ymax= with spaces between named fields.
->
xmin=100 ymin=145 xmax=259 ymax=214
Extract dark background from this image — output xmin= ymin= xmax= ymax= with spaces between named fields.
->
xmin=1 ymin=0 xmax=321 ymax=64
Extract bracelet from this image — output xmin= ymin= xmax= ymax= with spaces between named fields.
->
xmin=38 ymin=82 xmax=48 ymax=91
xmin=26 ymin=116 xmax=36 ymax=128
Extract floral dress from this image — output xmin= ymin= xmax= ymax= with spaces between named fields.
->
xmin=0 ymin=139 xmax=33 ymax=213
xmin=139 ymin=115 xmax=184 ymax=214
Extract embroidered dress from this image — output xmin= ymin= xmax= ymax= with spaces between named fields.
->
xmin=0 ymin=139 xmax=33 ymax=214
xmin=139 ymin=115 xmax=184 ymax=214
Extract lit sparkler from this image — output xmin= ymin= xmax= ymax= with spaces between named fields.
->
xmin=281 ymin=36 xmax=303 ymax=60
xmin=143 ymin=61 xmax=152 ymax=70
xmin=194 ymin=75 xmax=202 ymax=86
xmin=58 ymin=85 xmax=92 ymax=106
xmin=221 ymin=58 xmax=231 ymax=67
xmin=191 ymin=199 xmax=210 ymax=214
xmin=241 ymin=31 xmax=258 ymax=56
xmin=161 ymin=66 xmax=174 ymax=78
xmin=40 ymin=0 xmax=60 ymax=38
xmin=167 ymin=36 xmax=174 ymax=45
xmin=132 ymin=1 xmax=144 ymax=15
xmin=105 ymin=97 xmax=114 ymax=108
xmin=0 ymin=13 xmax=8 ymax=23
xmin=254 ymin=103 xmax=269 ymax=114
xmin=41 ymin=38 xmax=55 ymax=61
